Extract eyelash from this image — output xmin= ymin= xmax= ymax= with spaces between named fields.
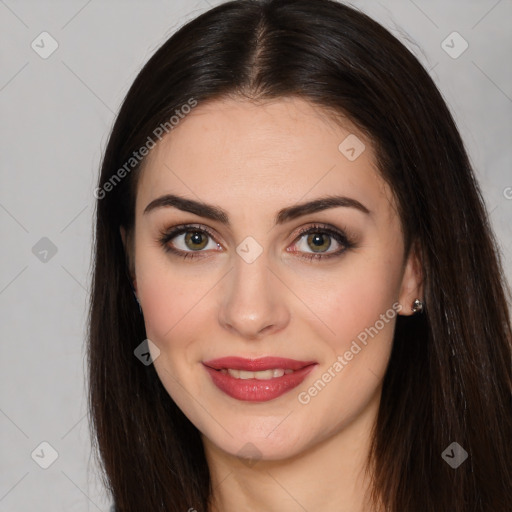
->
xmin=157 ymin=223 xmax=355 ymax=262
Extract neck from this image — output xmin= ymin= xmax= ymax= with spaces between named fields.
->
xmin=203 ymin=390 xmax=382 ymax=512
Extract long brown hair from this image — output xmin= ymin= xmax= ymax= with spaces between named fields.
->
xmin=88 ymin=1 xmax=512 ymax=510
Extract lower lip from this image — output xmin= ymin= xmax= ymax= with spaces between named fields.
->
xmin=203 ymin=364 xmax=316 ymax=402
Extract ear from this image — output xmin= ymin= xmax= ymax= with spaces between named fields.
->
xmin=120 ymin=226 xmax=137 ymax=293
xmin=397 ymin=240 xmax=423 ymax=316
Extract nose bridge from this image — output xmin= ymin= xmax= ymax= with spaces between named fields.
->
xmin=218 ymin=245 xmax=289 ymax=339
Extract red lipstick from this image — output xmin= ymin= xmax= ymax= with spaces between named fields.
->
xmin=203 ymin=356 xmax=317 ymax=402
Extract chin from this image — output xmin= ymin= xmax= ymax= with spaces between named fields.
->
xmin=200 ymin=412 xmax=318 ymax=463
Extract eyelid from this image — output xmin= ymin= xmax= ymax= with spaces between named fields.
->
xmin=160 ymin=223 xmax=220 ymax=241
xmin=292 ymin=222 xmax=350 ymax=239
xmin=158 ymin=223 xmax=223 ymax=252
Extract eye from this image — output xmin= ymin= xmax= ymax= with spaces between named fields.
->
xmin=158 ymin=224 xmax=221 ymax=259
xmin=289 ymin=223 xmax=354 ymax=261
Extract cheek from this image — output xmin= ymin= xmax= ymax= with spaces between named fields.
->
xmin=137 ymin=262 xmax=211 ymax=407
xmin=291 ymin=257 xmax=401 ymax=436
xmin=292 ymin=250 xmax=403 ymax=357
xmin=138 ymin=274 xmax=179 ymax=343
xmin=135 ymin=246 xmax=201 ymax=348
xmin=139 ymin=273 xmax=210 ymax=353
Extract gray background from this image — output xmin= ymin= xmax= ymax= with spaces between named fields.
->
xmin=1 ymin=0 xmax=511 ymax=510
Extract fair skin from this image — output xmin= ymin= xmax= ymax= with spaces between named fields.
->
xmin=121 ymin=96 xmax=422 ymax=512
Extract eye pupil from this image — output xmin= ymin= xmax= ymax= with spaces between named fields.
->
xmin=307 ymin=233 xmax=331 ymax=252
xmin=185 ymin=231 xmax=208 ymax=250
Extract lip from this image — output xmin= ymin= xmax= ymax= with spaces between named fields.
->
xmin=202 ymin=356 xmax=317 ymax=402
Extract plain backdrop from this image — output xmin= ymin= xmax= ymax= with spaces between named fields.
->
xmin=1 ymin=0 xmax=511 ymax=510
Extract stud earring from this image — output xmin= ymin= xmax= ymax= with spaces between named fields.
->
xmin=411 ymin=298 xmax=423 ymax=313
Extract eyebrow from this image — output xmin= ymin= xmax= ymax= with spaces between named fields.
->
xmin=143 ymin=193 xmax=371 ymax=225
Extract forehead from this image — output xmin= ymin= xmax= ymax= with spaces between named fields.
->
xmin=136 ymin=96 xmax=393 ymax=220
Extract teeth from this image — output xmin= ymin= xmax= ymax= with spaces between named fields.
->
xmin=222 ymin=368 xmax=294 ymax=380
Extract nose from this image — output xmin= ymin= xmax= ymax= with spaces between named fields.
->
xmin=218 ymin=252 xmax=290 ymax=340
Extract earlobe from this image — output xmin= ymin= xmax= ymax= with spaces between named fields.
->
xmin=398 ymin=242 xmax=424 ymax=316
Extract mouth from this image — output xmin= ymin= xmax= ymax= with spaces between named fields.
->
xmin=202 ymin=356 xmax=317 ymax=402
xmin=219 ymin=368 xmax=294 ymax=379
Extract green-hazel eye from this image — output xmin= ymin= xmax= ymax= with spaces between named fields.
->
xmin=158 ymin=224 xmax=220 ymax=259
xmin=184 ymin=231 xmax=209 ymax=251
xmin=290 ymin=223 xmax=354 ymax=262
xmin=306 ymin=233 xmax=332 ymax=253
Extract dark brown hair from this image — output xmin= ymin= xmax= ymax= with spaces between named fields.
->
xmin=88 ymin=1 xmax=512 ymax=510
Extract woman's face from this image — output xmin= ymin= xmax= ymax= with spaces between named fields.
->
xmin=124 ymin=96 xmax=421 ymax=461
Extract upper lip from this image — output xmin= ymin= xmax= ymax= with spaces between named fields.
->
xmin=203 ymin=356 xmax=316 ymax=371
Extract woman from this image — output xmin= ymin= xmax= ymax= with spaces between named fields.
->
xmin=88 ymin=0 xmax=512 ymax=510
